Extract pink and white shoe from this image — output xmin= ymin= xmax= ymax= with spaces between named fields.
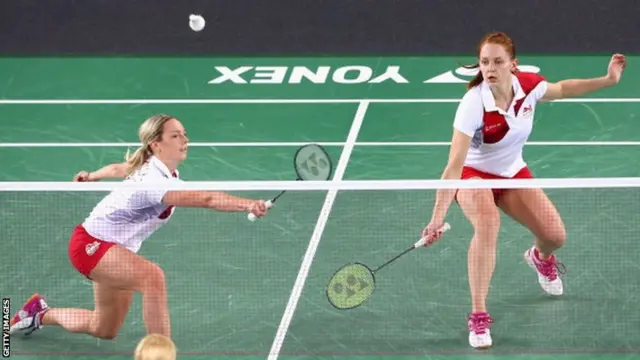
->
xmin=524 ymin=247 xmax=566 ymax=296
xmin=9 ymin=293 xmax=49 ymax=336
xmin=468 ymin=312 xmax=493 ymax=349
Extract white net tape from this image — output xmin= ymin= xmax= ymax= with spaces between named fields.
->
xmin=2 ymin=177 xmax=640 ymax=191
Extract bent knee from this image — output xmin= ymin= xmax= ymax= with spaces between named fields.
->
xmin=472 ymin=212 xmax=501 ymax=243
xmin=90 ymin=317 xmax=121 ymax=340
xmin=142 ymin=263 xmax=167 ymax=292
xmin=535 ymin=210 xmax=567 ymax=248
xmin=457 ymin=189 xmax=501 ymax=237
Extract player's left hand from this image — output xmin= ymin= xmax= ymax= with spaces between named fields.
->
xmin=248 ymin=200 xmax=268 ymax=218
xmin=606 ymin=53 xmax=626 ymax=84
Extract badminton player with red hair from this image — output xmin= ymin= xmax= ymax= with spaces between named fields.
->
xmin=423 ymin=32 xmax=626 ymax=349
xmin=10 ymin=114 xmax=268 ymax=341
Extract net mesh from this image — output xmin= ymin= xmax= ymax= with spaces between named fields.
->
xmin=2 ymin=178 xmax=640 ymax=357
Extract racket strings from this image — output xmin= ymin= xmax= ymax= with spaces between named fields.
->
xmin=326 ymin=263 xmax=375 ymax=309
xmin=294 ymin=144 xmax=333 ymax=181
xmin=247 ymin=144 xmax=333 ymax=222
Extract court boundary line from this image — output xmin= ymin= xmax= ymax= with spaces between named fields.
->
xmin=267 ymin=101 xmax=369 ymax=360
xmin=0 ymin=97 xmax=638 ymax=104
xmin=3 ymin=141 xmax=640 ymax=147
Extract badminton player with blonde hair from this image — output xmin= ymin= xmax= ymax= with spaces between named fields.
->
xmin=11 ymin=114 xmax=268 ymax=341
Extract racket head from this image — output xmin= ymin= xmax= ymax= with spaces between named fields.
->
xmin=325 ymin=262 xmax=376 ymax=310
xmin=294 ymin=144 xmax=333 ymax=181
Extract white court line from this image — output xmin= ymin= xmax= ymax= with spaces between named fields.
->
xmin=2 ymin=141 xmax=640 ymax=148
xmin=267 ymin=101 xmax=369 ymax=360
xmin=0 ymin=97 xmax=639 ymax=104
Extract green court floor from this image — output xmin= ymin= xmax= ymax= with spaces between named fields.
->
xmin=1 ymin=56 xmax=639 ymax=360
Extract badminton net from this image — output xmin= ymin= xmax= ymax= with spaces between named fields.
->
xmin=1 ymin=178 xmax=639 ymax=356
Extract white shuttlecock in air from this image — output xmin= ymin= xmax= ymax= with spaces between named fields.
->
xmin=189 ymin=14 xmax=205 ymax=32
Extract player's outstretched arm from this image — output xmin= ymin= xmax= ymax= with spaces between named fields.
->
xmin=423 ymin=89 xmax=477 ymax=238
xmin=162 ymin=191 xmax=267 ymax=217
xmin=73 ymin=162 xmax=128 ymax=182
xmin=542 ymin=53 xmax=626 ymax=101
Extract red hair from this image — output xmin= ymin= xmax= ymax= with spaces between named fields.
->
xmin=465 ymin=32 xmax=517 ymax=89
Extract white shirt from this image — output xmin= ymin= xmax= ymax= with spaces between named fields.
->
xmin=82 ymin=156 xmax=181 ymax=253
xmin=453 ymin=72 xmax=548 ymax=177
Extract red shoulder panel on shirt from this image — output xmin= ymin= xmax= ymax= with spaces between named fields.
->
xmin=514 ymin=71 xmax=545 ymax=95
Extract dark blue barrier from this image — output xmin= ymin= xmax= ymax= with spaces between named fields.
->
xmin=0 ymin=0 xmax=637 ymax=55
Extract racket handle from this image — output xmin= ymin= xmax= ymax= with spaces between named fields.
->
xmin=413 ymin=222 xmax=451 ymax=248
xmin=247 ymin=199 xmax=274 ymax=222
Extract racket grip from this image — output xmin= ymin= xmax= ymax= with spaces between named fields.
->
xmin=247 ymin=199 xmax=274 ymax=222
xmin=413 ymin=222 xmax=451 ymax=248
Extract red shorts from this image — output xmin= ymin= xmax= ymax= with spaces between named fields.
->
xmin=68 ymin=225 xmax=116 ymax=280
xmin=458 ymin=166 xmax=533 ymax=203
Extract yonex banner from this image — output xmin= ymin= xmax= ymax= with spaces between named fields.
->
xmin=206 ymin=65 xmax=542 ymax=85
xmin=0 ymin=56 xmax=634 ymax=100
xmin=0 ymin=0 xmax=637 ymax=55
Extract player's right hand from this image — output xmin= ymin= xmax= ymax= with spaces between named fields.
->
xmin=422 ymin=218 xmax=445 ymax=244
xmin=73 ymin=171 xmax=91 ymax=182
xmin=248 ymin=200 xmax=268 ymax=218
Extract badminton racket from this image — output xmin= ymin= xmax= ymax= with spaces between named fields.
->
xmin=326 ymin=222 xmax=451 ymax=310
xmin=248 ymin=143 xmax=333 ymax=221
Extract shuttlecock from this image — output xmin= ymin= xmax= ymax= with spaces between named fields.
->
xmin=189 ymin=14 xmax=205 ymax=32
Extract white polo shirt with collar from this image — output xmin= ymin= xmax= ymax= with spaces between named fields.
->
xmin=453 ymin=72 xmax=548 ymax=177
xmin=82 ymin=156 xmax=182 ymax=253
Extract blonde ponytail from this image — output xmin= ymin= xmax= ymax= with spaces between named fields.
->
xmin=124 ymin=114 xmax=176 ymax=176
xmin=124 ymin=146 xmax=153 ymax=176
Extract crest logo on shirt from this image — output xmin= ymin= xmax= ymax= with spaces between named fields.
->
xmin=520 ymin=105 xmax=533 ymax=118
